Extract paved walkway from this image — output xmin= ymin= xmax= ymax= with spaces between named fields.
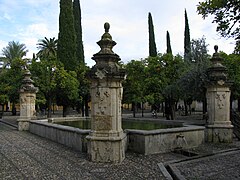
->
xmin=0 ymin=122 xmax=184 ymax=179
xmin=1 ymin=114 xmax=240 ymax=179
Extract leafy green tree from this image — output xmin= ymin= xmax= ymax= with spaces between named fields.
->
xmin=191 ymin=37 xmax=210 ymax=63
xmin=144 ymin=56 xmax=165 ymax=110
xmin=55 ymin=67 xmax=79 ymax=117
xmin=73 ymin=0 xmax=89 ymax=116
xmin=0 ymin=58 xmax=26 ymax=115
xmin=148 ymin=12 xmax=157 ymax=57
xmin=144 ymin=54 xmax=185 ymax=119
xmin=30 ymin=57 xmax=58 ymax=117
xmin=222 ymin=53 xmax=240 ymax=111
xmin=73 ymin=0 xmax=84 ymax=64
xmin=160 ymin=54 xmax=185 ymax=119
xmin=197 ymin=0 xmax=240 ymax=40
xmin=1 ymin=41 xmax=28 ymax=114
xmin=1 ymin=41 xmax=28 ymax=68
xmin=75 ymin=64 xmax=90 ymax=116
xmin=123 ymin=60 xmax=147 ymax=117
xmin=178 ymin=37 xmax=211 ymax=116
xmin=166 ymin=31 xmax=172 ymax=54
xmin=0 ymin=70 xmax=10 ymax=113
xmin=184 ymin=9 xmax=192 ymax=62
xmin=37 ymin=37 xmax=58 ymax=59
xmin=58 ymin=0 xmax=77 ymax=71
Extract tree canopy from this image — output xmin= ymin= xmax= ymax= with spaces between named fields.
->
xmin=148 ymin=12 xmax=157 ymax=57
xmin=58 ymin=0 xmax=77 ymax=71
xmin=197 ymin=0 xmax=240 ymax=40
xmin=1 ymin=41 xmax=28 ymax=68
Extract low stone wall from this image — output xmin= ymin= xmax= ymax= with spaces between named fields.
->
xmin=126 ymin=125 xmax=205 ymax=155
xmin=29 ymin=119 xmax=90 ymax=152
xmin=48 ymin=116 xmax=91 ymax=123
xmin=29 ymin=118 xmax=205 ymax=155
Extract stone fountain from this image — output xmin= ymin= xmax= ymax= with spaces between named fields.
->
xmin=87 ymin=22 xmax=127 ymax=163
xmin=206 ymin=45 xmax=233 ymax=143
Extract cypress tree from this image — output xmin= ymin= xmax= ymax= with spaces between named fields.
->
xmin=73 ymin=0 xmax=84 ymax=64
xmin=58 ymin=0 xmax=77 ymax=71
xmin=184 ymin=9 xmax=191 ymax=62
xmin=148 ymin=12 xmax=157 ymax=57
xmin=166 ymin=31 xmax=172 ymax=54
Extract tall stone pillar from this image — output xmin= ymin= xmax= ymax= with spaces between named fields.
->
xmin=87 ymin=22 xmax=126 ymax=163
xmin=206 ymin=45 xmax=233 ymax=143
xmin=18 ymin=69 xmax=38 ymax=131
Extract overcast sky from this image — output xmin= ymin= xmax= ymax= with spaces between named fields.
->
xmin=0 ymin=0 xmax=236 ymax=67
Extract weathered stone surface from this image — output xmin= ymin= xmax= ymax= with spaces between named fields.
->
xmin=17 ymin=69 xmax=38 ymax=131
xmin=206 ymin=46 xmax=233 ymax=143
xmin=127 ymin=125 xmax=205 ymax=155
xmin=87 ymin=23 xmax=126 ymax=163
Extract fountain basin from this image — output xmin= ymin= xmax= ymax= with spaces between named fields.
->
xmin=126 ymin=125 xmax=205 ymax=155
xmin=29 ymin=117 xmax=205 ymax=155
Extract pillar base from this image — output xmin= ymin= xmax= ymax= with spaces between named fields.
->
xmin=87 ymin=133 xmax=127 ymax=163
xmin=206 ymin=124 xmax=233 ymax=143
xmin=17 ymin=118 xmax=31 ymax=131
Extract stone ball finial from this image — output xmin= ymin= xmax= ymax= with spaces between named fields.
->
xmin=104 ymin=22 xmax=110 ymax=33
xmin=214 ymin=45 xmax=218 ymax=53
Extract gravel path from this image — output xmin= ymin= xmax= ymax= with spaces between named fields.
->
xmin=1 ymin=114 xmax=240 ymax=179
xmin=0 ymin=122 xmax=185 ymax=180
xmin=173 ymin=149 xmax=240 ymax=180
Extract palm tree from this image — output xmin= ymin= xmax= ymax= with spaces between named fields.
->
xmin=37 ymin=37 xmax=58 ymax=59
xmin=1 ymin=41 xmax=28 ymax=68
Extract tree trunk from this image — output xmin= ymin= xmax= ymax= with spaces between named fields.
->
xmin=184 ymin=100 xmax=188 ymax=116
xmin=170 ymin=102 xmax=176 ymax=120
xmin=141 ymin=102 xmax=144 ymax=117
xmin=132 ymin=102 xmax=136 ymax=118
xmin=47 ymin=97 xmax=52 ymax=118
xmin=63 ymin=105 xmax=70 ymax=117
xmin=81 ymin=103 xmax=84 ymax=117
xmin=84 ymin=94 xmax=89 ymax=117
xmin=12 ymin=103 xmax=16 ymax=116
xmin=202 ymin=97 xmax=207 ymax=120
xmin=165 ymin=98 xmax=170 ymax=120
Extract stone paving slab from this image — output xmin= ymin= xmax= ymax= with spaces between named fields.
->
xmin=0 ymin=122 xmax=185 ymax=180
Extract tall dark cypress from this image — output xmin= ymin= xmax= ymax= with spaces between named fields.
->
xmin=58 ymin=0 xmax=77 ymax=71
xmin=166 ymin=31 xmax=172 ymax=54
xmin=148 ymin=12 xmax=157 ymax=57
xmin=184 ymin=9 xmax=191 ymax=62
xmin=73 ymin=0 xmax=84 ymax=64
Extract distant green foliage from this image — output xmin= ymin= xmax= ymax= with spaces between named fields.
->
xmin=37 ymin=37 xmax=58 ymax=59
xmin=178 ymin=37 xmax=210 ymax=103
xmin=55 ymin=67 xmax=79 ymax=116
xmin=222 ymin=53 xmax=240 ymax=99
xmin=0 ymin=58 xmax=26 ymax=104
xmin=123 ymin=60 xmax=147 ymax=105
xmin=58 ymin=0 xmax=77 ymax=71
xmin=1 ymin=41 xmax=28 ymax=68
xmin=184 ymin=9 xmax=191 ymax=62
xmin=148 ymin=12 xmax=157 ymax=57
xmin=73 ymin=0 xmax=84 ymax=64
xmin=166 ymin=31 xmax=172 ymax=54
xmin=197 ymin=0 xmax=240 ymax=40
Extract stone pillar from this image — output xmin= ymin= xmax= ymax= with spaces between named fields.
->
xmin=206 ymin=45 xmax=233 ymax=143
xmin=18 ymin=69 xmax=38 ymax=131
xmin=87 ymin=22 xmax=126 ymax=163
